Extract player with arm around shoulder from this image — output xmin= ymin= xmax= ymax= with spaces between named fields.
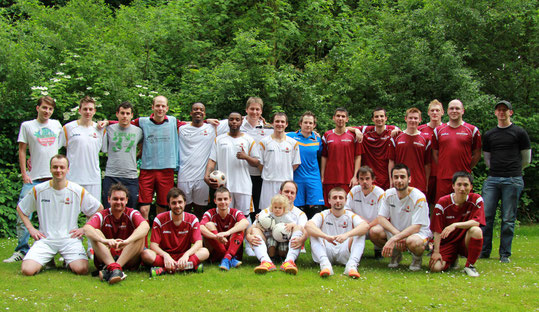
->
xmin=199 ymin=187 xmax=249 ymax=271
xmin=84 ymin=183 xmax=149 ymax=284
xmin=140 ymin=188 xmax=209 ymax=276
xmin=430 ymin=171 xmax=485 ymax=277
xmin=305 ymin=187 xmax=369 ymax=279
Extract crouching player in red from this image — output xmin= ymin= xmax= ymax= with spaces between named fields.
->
xmin=84 ymin=183 xmax=149 ymax=284
xmin=429 ymin=171 xmax=485 ymax=277
xmin=200 ymin=187 xmax=249 ymax=271
xmin=141 ymin=188 xmax=209 ymax=276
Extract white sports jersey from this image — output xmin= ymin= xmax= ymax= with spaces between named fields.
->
xmin=60 ymin=121 xmax=104 ymax=185
xmin=18 ymin=181 xmax=101 ymax=239
xmin=378 ymin=187 xmax=431 ymax=238
xmin=311 ymin=209 xmax=364 ymax=236
xmin=18 ymin=119 xmax=62 ymax=180
xmin=210 ymin=133 xmax=260 ymax=195
xmin=259 ymin=136 xmax=301 ymax=182
xmin=291 ymin=206 xmax=308 ymax=226
xmin=179 ymin=120 xmax=228 ymax=182
xmin=240 ymin=119 xmax=273 ymax=176
xmin=345 ymin=185 xmax=384 ymax=223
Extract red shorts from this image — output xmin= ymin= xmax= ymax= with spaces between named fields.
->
xmin=439 ymin=239 xmax=468 ymax=270
xmin=155 ymin=252 xmax=185 ymax=263
xmin=93 ymin=248 xmax=141 ymax=271
xmin=323 ymin=183 xmax=351 ymax=207
xmin=426 ymin=175 xmax=437 ymax=206
xmin=435 ymin=178 xmax=453 ymax=205
xmin=138 ymin=169 xmax=175 ymax=206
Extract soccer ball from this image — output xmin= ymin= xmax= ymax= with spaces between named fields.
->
xmin=272 ymin=223 xmax=290 ymax=243
xmin=257 ymin=214 xmax=275 ymax=231
xmin=209 ymin=170 xmax=226 ymax=186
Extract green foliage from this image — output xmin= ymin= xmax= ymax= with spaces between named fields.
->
xmin=0 ymin=163 xmax=21 ymax=238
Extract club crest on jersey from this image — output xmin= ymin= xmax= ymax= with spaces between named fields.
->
xmin=203 ymin=129 xmax=209 ymax=136
xmin=62 ymin=197 xmax=71 ymax=205
xmin=285 ymin=147 xmax=290 ymax=153
xmin=403 ymin=205 xmax=410 ymax=212
xmin=91 ymin=132 xmax=97 ymax=138
xmin=341 ymin=221 xmax=347 ymax=228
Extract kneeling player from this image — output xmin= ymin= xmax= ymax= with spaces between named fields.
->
xmin=200 ymin=187 xmax=249 ymax=271
xmin=84 ymin=183 xmax=149 ymax=284
xmin=305 ymin=187 xmax=368 ymax=278
xmin=429 ymin=171 xmax=485 ymax=277
xmin=247 ymin=194 xmax=304 ymax=275
xmin=141 ymin=188 xmax=209 ymax=276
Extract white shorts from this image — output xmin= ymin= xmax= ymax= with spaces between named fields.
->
xmin=313 ymin=238 xmax=351 ymax=265
xmin=81 ymin=184 xmax=101 ymax=201
xmin=178 ymin=179 xmax=209 ymax=206
xmin=386 ymin=231 xmax=431 ymax=243
xmin=24 ymin=238 xmax=88 ymax=266
xmin=259 ymin=180 xmax=283 ymax=211
xmin=230 ymin=192 xmax=253 ymax=217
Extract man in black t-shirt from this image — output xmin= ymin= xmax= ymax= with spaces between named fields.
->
xmin=480 ymin=100 xmax=531 ymax=263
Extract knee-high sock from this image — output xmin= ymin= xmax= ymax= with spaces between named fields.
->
xmin=466 ymin=237 xmax=483 ymax=267
xmin=284 ymin=231 xmax=303 ymax=262
xmin=188 ymin=254 xmax=200 ymax=268
xmin=310 ymin=236 xmax=330 ymax=268
xmin=207 ymin=230 xmax=227 ymax=256
xmin=253 ymin=235 xmax=271 ymax=263
xmin=152 ymin=255 xmax=165 ymax=267
xmin=346 ymin=235 xmax=366 ymax=269
xmin=225 ymin=232 xmax=245 ymax=260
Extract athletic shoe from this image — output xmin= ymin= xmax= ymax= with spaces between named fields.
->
xmin=219 ymin=258 xmax=231 ymax=271
xmin=230 ymin=257 xmax=242 ymax=268
xmin=195 ymin=263 xmax=204 ymax=273
xmin=150 ymin=267 xmax=166 ymax=277
xmin=254 ymin=261 xmax=276 ymax=274
xmin=451 ymin=258 xmax=459 ymax=270
xmin=388 ymin=252 xmax=402 ymax=268
xmin=280 ymin=260 xmax=298 ymax=275
xmin=478 ymin=253 xmax=490 ymax=259
xmin=87 ymin=248 xmax=94 ymax=261
xmin=409 ymin=254 xmax=422 ymax=271
xmin=99 ymin=269 xmax=111 ymax=282
xmin=464 ymin=265 xmax=480 ymax=277
xmin=108 ymin=269 xmax=126 ymax=284
xmin=319 ymin=267 xmax=333 ymax=278
xmin=347 ymin=268 xmax=360 ymax=279
xmin=500 ymin=256 xmax=511 ymax=263
xmin=3 ymin=251 xmax=24 ymax=263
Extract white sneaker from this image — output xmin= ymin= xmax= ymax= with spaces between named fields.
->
xmin=3 ymin=251 xmax=24 ymax=263
xmin=464 ymin=265 xmax=480 ymax=277
xmin=451 ymin=258 xmax=459 ymax=270
xmin=409 ymin=254 xmax=422 ymax=271
xmin=87 ymin=248 xmax=94 ymax=261
xmin=388 ymin=251 xmax=402 ymax=268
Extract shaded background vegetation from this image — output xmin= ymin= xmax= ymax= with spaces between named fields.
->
xmin=0 ymin=0 xmax=536 ymax=236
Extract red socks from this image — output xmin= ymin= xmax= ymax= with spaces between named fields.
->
xmin=466 ymin=237 xmax=483 ymax=267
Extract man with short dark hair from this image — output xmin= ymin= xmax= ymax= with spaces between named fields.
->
xmin=480 ymin=100 xmax=531 ymax=263
xmin=84 ymin=183 xmax=149 ymax=284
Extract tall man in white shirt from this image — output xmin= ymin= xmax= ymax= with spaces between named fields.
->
xmin=17 ymin=154 xmax=103 ymax=276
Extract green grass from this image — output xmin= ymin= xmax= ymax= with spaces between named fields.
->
xmin=1 ymin=226 xmax=538 ymax=311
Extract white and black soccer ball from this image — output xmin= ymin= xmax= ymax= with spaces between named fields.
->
xmin=258 ymin=213 xmax=275 ymax=231
xmin=272 ymin=223 xmax=290 ymax=243
xmin=209 ymin=170 xmax=227 ymax=186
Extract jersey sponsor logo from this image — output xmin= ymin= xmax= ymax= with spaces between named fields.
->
xmin=327 ymin=139 xmax=334 ymax=143
xmin=446 ymin=215 xmax=455 ymax=219
xmin=440 ymin=133 xmax=449 ymax=136
xmin=367 ymin=137 xmax=376 ymax=141
xmin=177 ymin=230 xmax=189 ymax=234
xmin=105 ymin=224 xmax=113 ymax=228
xmin=41 ymin=199 xmax=51 ymax=203
xmin=341 ymin=139 xmax=352 ymax=143
xmin=146 ymin=135 xmax=170 ymax=144
xmin=398 ymin=141 xmax=407 ymax=145
xmin=34 ymin=127 xmax=57 ymax=146
xmin=163 ymin=230 xmax=172 ymax=234
xmin=456 ymin=132 xmax=469 ymax=136
xmin=413 ymin=142 xmax=425 ymax=147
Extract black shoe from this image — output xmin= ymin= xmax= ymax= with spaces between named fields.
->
xmin=99 ymin=269 xmax=111 ymax=282
xmin=108 ymin=269 xmax=126 ymax=284
xmin=500 ymin=256 xmax=510 ymax=263
xmin=374 ymin=250 xmax=382 ymax=260
xmin=478 ymin=253 xmax=490 ymax=259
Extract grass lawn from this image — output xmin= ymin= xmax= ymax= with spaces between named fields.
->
xmin=0 ymin=225 xmax=537 ymax=311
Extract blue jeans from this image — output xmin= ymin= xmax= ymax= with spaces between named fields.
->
xmin=481 ymin=176 xmax=524 ymax=258
xmin=14 ymin=181 xmax=40 ymax=254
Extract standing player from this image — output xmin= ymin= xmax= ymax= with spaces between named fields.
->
xmin=101 ymin=102 xmax=143 ymax=209
xmin=199 ymin=187 xmax=249 ymax=271
xmin=432 ymin=99 xmax=481 ymax=203
xmin=370 ymin=164 xmax=432 ymax=271
xmin=287 ymin=111 xmax=325 ymax=216
xmin=344 ymin=166 xmax=385 ymax=258
xmin=258 ymin=112 xmax=301 ymax=210
xmin=388 ymin=108 xmax=432 ymax=195
xmin=418 ymin=99 xmax=445 ymax=206
xmin=480 ymin=100 xmax=531 ymax=263
xmin=430 ymin=172 xmax=485 ymax=277
xmin=141 ymin=188 xmax=209 ymax=275
xmin=178 ymin=103 xmax=228 ymax=218
xmin=4 ymin=96 xmax=62 ymax=263
xmin=204 ymin=112 xmax=261 ymax=221
xmin=240 ymin=97 xmax=274 ymax=217
xmin=355 ymin=107 xmax=399 ymax=190
xmin=84 ymin=183 xmax=149 ymax=284
xmin=305 ymin=187 xmax=369 ymax=278
xmin=17 ymin=154 xmax=103 ymax=276
xmin=321 ymin=108 xmax=362 ymax=206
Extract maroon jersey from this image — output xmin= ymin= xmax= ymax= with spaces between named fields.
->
xmin=431 ymin=193 xmax=485 ymax=245
xmin=321 ymin=130 xmax=362 ymax=184
xmin=200 ymin=208 xmax=246 ymax=232
xmin=432 ymin=123 xmax=481 ymax=180
xmin=87 ymin=207 xmax=146 ymax=240
xmin=357 ymin=125 xmax=396 ymax=189
xmin=388 ymin=132 xmax=432 ymax=194
xmin=151 ymin=211 xmax=202 ymax=255
xmin=418 ymin=123 xmax=441 ymax=176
